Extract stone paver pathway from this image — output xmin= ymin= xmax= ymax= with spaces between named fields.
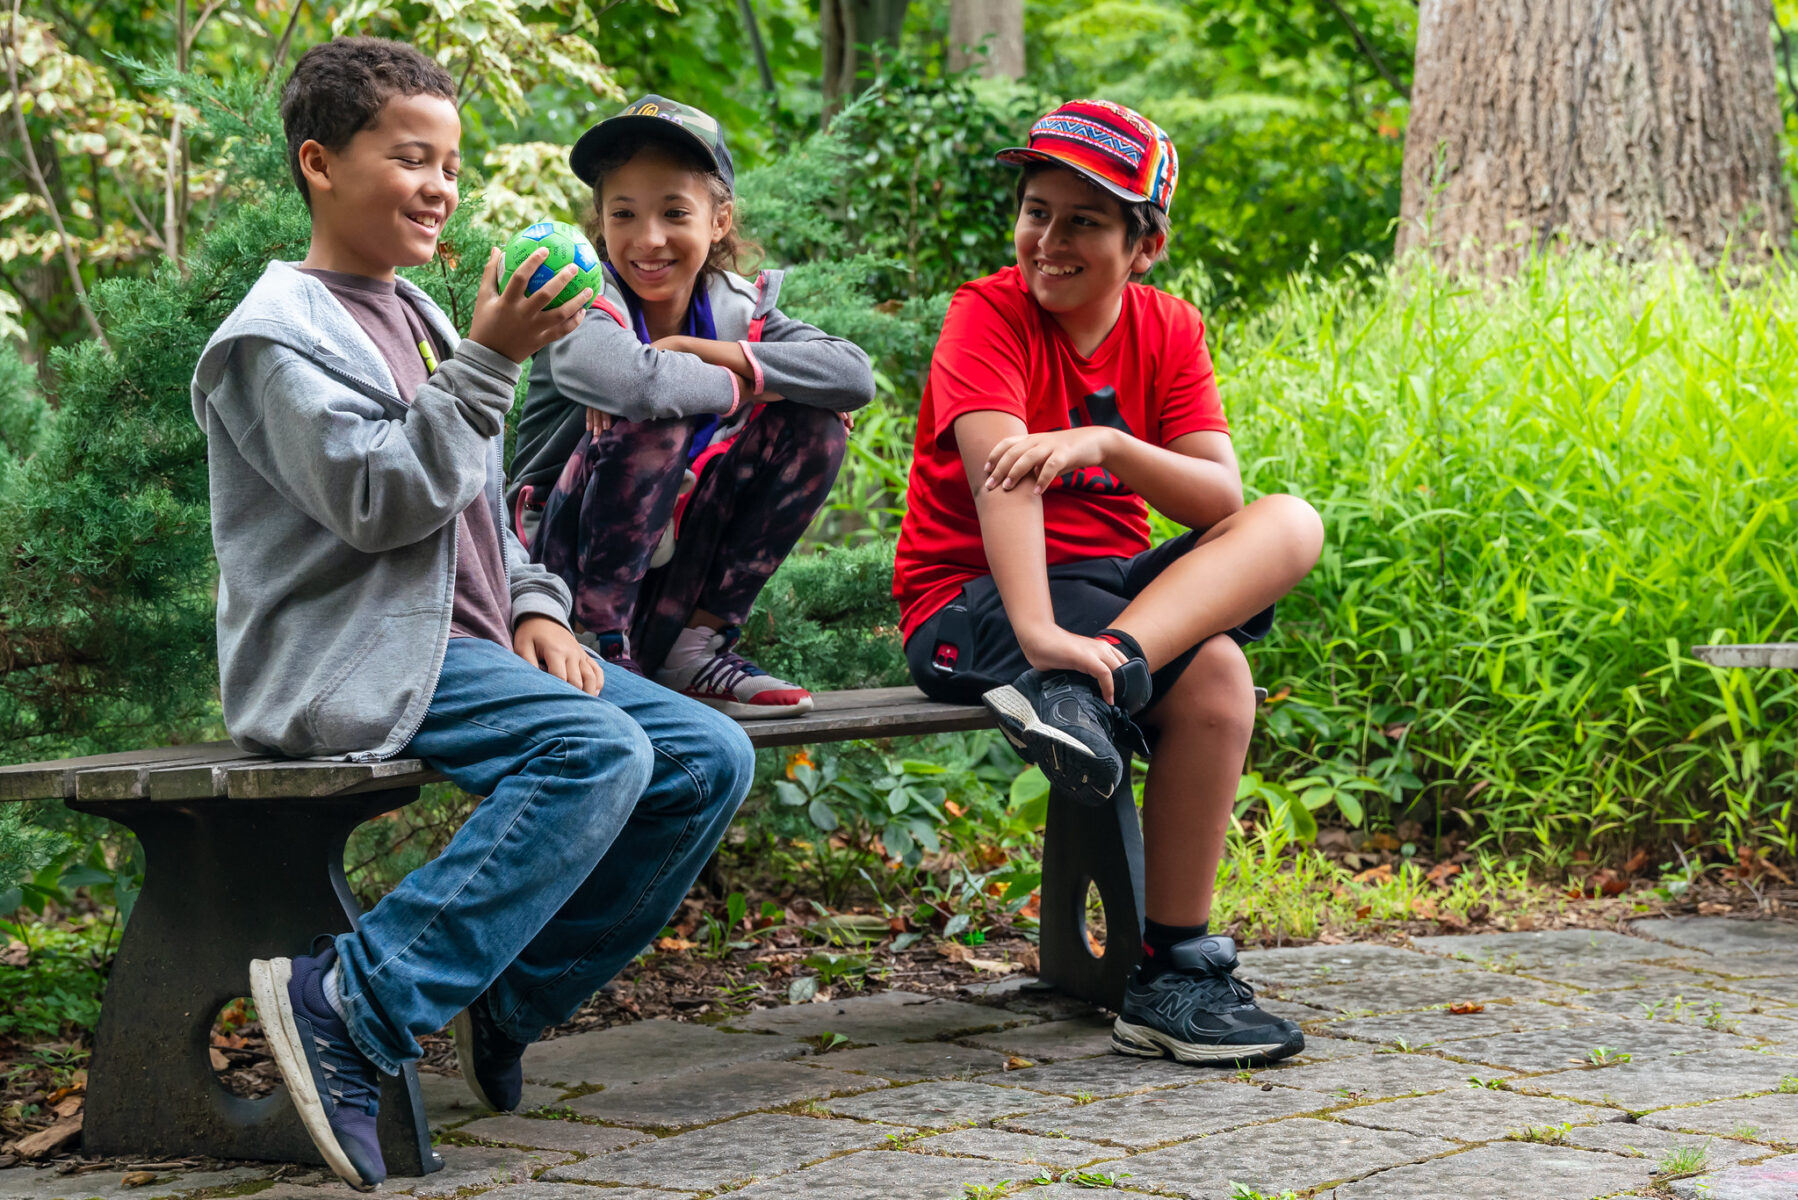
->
xmin=3 ymin=916 xmax=1794 ymax=1199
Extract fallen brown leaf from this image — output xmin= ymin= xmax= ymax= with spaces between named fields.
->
xmin=1354 ymin=863 xmax=1393 ymax=884
xmin=654 ymin=936 xmax=697 ymax=952
xmin=209 ymin=1049 xmax=229 ymax=1072
xmin=52 ymin=1096 xmax=82 ymax=1119
xmin=1424 ymin=861 xmax=1462 ymax=887
xmin=121 ymin=1172 xmax=157 ymax=1188
xmin=1004 ymin=1055 xmax=1035 ymax=1070
xmin=965 ymin=958 xmax=1019 ymax=975
xmin=1448 ymin=1002 xmax=1485 ymax=1014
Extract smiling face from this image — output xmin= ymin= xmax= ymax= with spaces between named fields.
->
xmin=298 ymin=92 xmax=461 ymax=279
xmin=1014 ymin=166 xmax=1160 ymax=325
xmin=598 ymin=142 xmax=731 ymax=317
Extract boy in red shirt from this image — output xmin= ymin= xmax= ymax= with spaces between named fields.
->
xmin=894 ymin=100 xmax=1324 ymax=1066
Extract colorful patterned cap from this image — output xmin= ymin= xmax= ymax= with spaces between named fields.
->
xmin=570 ymin=94 xmax=736 ymax=191
xmin=997 ymin=99 xmax=1179 ymax=214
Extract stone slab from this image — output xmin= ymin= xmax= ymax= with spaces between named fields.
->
xmin=1001 ymin=1081 xmax=1333 ymax=1149
xmin=908 ymin=1128 xmax=1118 ymax=1169
xmin=1642 ymin=1094 xmax=1798 ymax=1142
xmin=478 ymin=1187 xmax=693 ymax=1200
xmin=1415 ymin=930 xmax=1687 ymax=970
xmin=724 ymin=990 xmax=1021 ymax=1043
xmin=1564 ymin=1121 xmax=1769 ymax=1167
xmin=541 ymin=1112 xmax=892 ymax=1189
xmin=719 ymin=1149 xmax=1019 ymax=1199
xmin=1332 ymin=1141 xmax=1655 ymax=1199
xmin=400 ymin=1144 xmax=573 ymax=1198
xmin=1685 ymin=953 xmax=1798 ymax=980
xmin=1118 ymin=1116 xmax=1455 ymax=1198
xmin=1670 ymin=1153 xmax=1798 ymax=1200
xmin=806 ymin=1041 xmax=1012 ymax=1080
xmin=1521 ymin=959 xmax=1755 ymax=992
xmin=1288 ymin=970 xmax=1570 ymax=1014
xmin=1237 ymin=943 xmax=1468 ymax=989
xmin=1283 ymin=1034 xmax=1383 ymax=1062
xmin=1517 ymin=1049 xmax=1798 ymax=1109
xmin=418 ymin=1070 xmax=563 ymax=1129
xmin=520 ymin=1018 xmax=806 ymax=1087
xmin=0 ymin=1168 xmax=270 ymax=1200
xmin=565 ymin=1059 xmax=880 ymax=1127
xmin=1564 ymin=984 xmax=1782 ymax=1020
xmin=961 ymin=1015 xmax=1118 ymax=1062
xmin=1323 ymin=1000 xmax=1607 ymax=1048
xmin=1333 ymin=1087 xmax=1599 ymax=1141
xmin=1433 ymin=1019 xmax=1751 ymax=1070
xmin=822 ymin=1080 xmax=1069 ymax=1127
xmin=996 ymin=1053 xmax=1217 ymax=1097
xmin=1264 ymin=1050 xmax=1498 ymax=1100
xmin=1631 ymin=918 xmax=1798 ymax=957
xmin=455 ymin=1113 xmax=654 ymax=1153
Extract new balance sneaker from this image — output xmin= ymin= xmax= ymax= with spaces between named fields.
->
xmin=451 ymin=991 xmax=530 ymax=1112
xmin=981 ymin=657 xmax=1151 ymax=805
xmin=248 ymin=943 xmax=385 ymax=1190
xmin=1112 ymin=934 xmax=1304 ymax=1067
xmin=654 ymin=625 xmax=813 ymax=718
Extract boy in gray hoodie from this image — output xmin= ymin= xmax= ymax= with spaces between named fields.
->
xmin=191 ymin=38 xmax=754 ymax=1190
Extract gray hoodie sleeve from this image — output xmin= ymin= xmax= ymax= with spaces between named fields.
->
xmin=742 ymin=308 xmax=876 ymax=412
xmin=537 ymin=310 xmax=739 ymax=422
xmin=213 ymin=336 xmax=521 ymax=554
xmin=503 ymin=525 xmax=573 ymax=628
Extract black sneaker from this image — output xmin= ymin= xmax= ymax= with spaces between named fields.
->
xmin=451 ymin=991 xmax=530 ymax=1112
xmin=249 ymin=942 xmax=385 ymax=1190
xmin=1112 ymin=934 xmax=1304 ymax=1067
xmin=982 ymin=658 xmax=1151 ymax=805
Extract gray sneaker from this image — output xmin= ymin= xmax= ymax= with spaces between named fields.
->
xmin=1112 ymin=935 xmax=1304 ymax=1067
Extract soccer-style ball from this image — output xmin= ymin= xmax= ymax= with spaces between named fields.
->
xmin=500 ymin=221 xmax=603 ymax=308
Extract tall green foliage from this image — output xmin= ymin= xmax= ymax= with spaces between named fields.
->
xmin=1205 ymin=248 xmax=1798 ymax=863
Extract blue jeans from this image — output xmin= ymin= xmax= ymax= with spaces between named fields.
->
xmin=329 ymin=637 xmax=754 ymax=1075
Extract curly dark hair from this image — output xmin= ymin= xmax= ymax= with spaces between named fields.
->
xmin=579 ymin=133 xmax=761 ymax=281
xmin=279 ymin=38 xmax=457 ymax=208
xmin=1015 ymin=163 xmax=1172 ymax=280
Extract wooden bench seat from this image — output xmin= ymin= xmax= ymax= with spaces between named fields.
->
xmin=0 ymin=683 xmax=1256 ymax=1174
xmin=1693 ymin=643 xmax=1798 ymax=669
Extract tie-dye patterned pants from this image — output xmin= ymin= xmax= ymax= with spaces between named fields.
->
xmin=530 ymin=402 xmax=847 ymax=674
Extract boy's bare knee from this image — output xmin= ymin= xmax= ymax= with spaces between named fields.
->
xmin=1152 ymin=636 xmax=1254 ymax=737
xmin=1251 ymin=493 xmax=1324 ymax=573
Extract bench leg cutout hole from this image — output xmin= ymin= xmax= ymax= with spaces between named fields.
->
xmin=1082 ymin=879 xmax=1108 ymax=959
xmin=211 ymin=996 xmax=279 ymax=1100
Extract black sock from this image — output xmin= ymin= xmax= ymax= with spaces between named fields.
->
xmin=1140 ymin=918 xmax=1208 ymax=979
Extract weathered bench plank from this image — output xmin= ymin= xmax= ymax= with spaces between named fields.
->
xmin=1694 ymin=643 xmax=1798 ymax=669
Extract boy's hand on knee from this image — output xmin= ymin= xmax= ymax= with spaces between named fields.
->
xmin=513 ymin=616 xmax=603 ymax=696
xmin=1016 ymin=625 xmax=1128 ymax=705
xmin=985 ymin=428 xmax=1116 ymax=495
xmin=584 ymin=406 xmax=616 ymax=437
xmin=469 ymin=247 xmax=594 ymax=364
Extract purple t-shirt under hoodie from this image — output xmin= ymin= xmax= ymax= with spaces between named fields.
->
xmin=301 ymin=268 xmax=513 ymax=648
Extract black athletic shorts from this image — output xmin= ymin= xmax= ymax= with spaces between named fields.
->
xmin=903 ymin=529 xmax=1275 ymax=708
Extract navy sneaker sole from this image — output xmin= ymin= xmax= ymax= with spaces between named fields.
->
xmin=250 ymin=957 xmax=381 ymax=1191
xmin=981 ymin=682 xmax=1121 ymax=803
xmin=1111 ymin=1016 xmax=1303 ymax=1068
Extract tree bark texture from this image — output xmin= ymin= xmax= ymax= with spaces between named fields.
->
xmin=822 ymin=0 xmax=909 ymax=115
xmin=1399 ymin=0 xmax=1793 ymax=270
xmin=948 ymin=0 xmax=1024 ymax=78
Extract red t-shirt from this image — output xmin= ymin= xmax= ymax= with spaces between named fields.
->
xmin=893 ymin=266 xmax=1229 ymax=641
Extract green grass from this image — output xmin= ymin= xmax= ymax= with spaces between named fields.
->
xmin=1179 ymin=247 xmax=1798 ymax=864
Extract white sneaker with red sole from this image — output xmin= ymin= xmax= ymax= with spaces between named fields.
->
xmin=654 ymin=625 xmax=813 ymax=718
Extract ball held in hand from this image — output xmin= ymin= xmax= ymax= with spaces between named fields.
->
xmin=501 ymin=221 xmax=602 ymax=307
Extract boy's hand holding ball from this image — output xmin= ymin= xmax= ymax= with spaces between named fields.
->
xmin=470 ymin=221 xmax=605 ymax=363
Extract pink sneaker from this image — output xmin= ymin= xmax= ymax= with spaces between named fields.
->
xmin=654 ymin=626 xmax=813 ymax=718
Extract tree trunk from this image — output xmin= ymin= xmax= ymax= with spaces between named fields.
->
xmin=948 ymin=0 xmax=1024 ymax=78
xmin=822 ymin=0 xmax=909 ymax=117
xmin=1398 ymin=0 xmax=1793 ymax=271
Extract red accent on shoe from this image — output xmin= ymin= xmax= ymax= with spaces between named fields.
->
xmin=737 ymin=687 xmax=811 ymax=707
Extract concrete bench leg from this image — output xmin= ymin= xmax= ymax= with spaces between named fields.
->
xmin=1037 ymin=775 xmax=1144 ymax=1011
xmin=69 ymin=790 xmax=442 ymax=1177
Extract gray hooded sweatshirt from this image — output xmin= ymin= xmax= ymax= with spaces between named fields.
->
xmin=192 ymin=261 xmax=572 ymax=760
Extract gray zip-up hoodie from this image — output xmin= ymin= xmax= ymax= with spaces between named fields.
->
xmin=192 ymin=261 xmax=572 ymax=760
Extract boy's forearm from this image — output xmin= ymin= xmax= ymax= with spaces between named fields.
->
xmin=974 ymin=484 xmax=1057 ymax=645
xmin=1104 ymin=433 xmax=1243 ymax=529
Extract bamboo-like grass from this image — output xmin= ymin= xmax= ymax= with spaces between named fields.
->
xmin=1207 ymin=247 xmax=1798 ymax=865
